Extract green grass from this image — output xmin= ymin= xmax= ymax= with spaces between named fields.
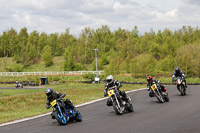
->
xmin=0 ymin=75 xmax=88 ymax=83
xmin=0 ymin=56 xmax=65 ymax=72
xmin=23 ymin=57 xmax=64 ymax=72
xmin=0 ymin=83 xmax=145 ymax=124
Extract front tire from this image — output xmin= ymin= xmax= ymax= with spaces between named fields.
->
xmin=113 ymin=101 xmax=123 ymax=115
xmin=55 ymin=110 xmax=67 ymax=125
xmin=155 ymin=91 xmax=164 ymax=103
xmin=180 ymin=85 xmax=185 ymax=96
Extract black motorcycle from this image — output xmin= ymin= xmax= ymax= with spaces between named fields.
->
xmin=175 ymin=77 xmax=186 ymax=96
xmin=150 ymin=83 xmax=169 ymax=103
xmin=107 ymin=86 xmax=133 ymax=115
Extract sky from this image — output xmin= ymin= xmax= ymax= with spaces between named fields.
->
xmin=0 ymin=0 xmax=200 ymax=36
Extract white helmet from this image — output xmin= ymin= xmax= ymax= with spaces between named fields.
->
xmin=106 ymin=75 xmax=113 ymax=84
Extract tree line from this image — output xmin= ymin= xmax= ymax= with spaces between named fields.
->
xmin=0 ymin=25 xmax=200 ymax=77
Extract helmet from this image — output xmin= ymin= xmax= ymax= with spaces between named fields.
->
xmin=106 ymin=75 xmax=113 ymax=85
xmin=45 ymin=88 xmax=53 ymax=98
xmin=147 ymin=76 xmax=153 ymax=83
xmin=175 ymin=67 xmax=180 ymax=74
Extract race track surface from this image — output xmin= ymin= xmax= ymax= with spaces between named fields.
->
xmin=1 ymin=85 xmax=200 ymax=133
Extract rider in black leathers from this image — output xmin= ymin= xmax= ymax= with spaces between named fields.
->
xmin=45 ymin=88 xmax=76 ymax=118
xmin=147 ymin=76 xmax=168 ymax=97
xmin=104 ymin=75 xmax=129 ymax=106
xmin=172 ymin=67 xmax=187 ymax=88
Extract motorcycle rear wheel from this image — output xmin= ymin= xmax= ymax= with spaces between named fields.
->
xmin=75 ymin=111 xmax=82 ymax=122
xmin=127 ymin=103 xmax=134 ymax=112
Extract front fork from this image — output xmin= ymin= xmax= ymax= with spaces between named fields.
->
xmin=110 ymin=94 xmax=121 ymax=109
xmin=114 ymin=94 xmax=121 ymax=109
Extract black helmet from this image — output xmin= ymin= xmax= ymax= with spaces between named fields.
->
xmin=106 ymin=75 xmax=113 ymax=85
xmin=175 ymin=67 xmax=180 ymax=73
xmin=45 ymin=88 xmax=53 ymax=98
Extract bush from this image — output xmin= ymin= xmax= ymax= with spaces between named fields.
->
xmin=83 ymin=73 xmax=95 ymax=80
xmin=48 ymin=76 xmax=60 ymax=82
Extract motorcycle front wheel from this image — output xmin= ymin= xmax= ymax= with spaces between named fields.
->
xmin=113 ymin=101 xmax=123 ymax=115
xmin=155 ymin=91 xmax=164 ymax=103
xmin=55 ymin=110 xmax=67 ymax=125
xmin=180 ymin=85 xmax=185 ymax=96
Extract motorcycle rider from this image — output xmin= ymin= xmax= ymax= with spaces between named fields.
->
xmin=147 ymin=76 xmax=168 ymax=97
xmin=16 ymin=81 xmax=22 ymax=88
xmin=104 ymin=75 xmax=129 ymax=106
xmin=45 ymin=88 xmax=76 ymax=118
xmin=172 ymin=67 xmax=187 ymax=88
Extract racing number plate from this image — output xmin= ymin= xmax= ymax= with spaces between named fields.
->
xmin=50 ymin=100 xmax=56 ymax=106
xmin=108 ymin=89 xmax=114 ymax=97
xmin=151 ymin=84 xmax=157 ymax=91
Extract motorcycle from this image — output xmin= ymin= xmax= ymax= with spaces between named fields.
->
xmin=107 ymin=86 xmax=133 ymax=115
xmin=175 ymin=77 xmax=186 ymax=96
xmin=150 ymin=83 xmax=169 ymax=103
xmin=16 ymin=82 xmax=23 ymax=88
xmin=50 ymin=99 xmax=82 ymax=125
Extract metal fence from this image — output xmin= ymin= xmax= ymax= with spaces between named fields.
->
xmin=0 ymin=71 xmax=104 ymax=76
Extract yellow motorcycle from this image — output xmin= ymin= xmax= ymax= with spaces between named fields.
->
xmin=151 ymin=84 xmax=169 ymax=103
xmin=107 ymin=86 xmax=133 ymax=115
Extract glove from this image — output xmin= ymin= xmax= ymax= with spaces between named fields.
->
xmin=104 ymin=93 xmax=108 ymax=97
xmin=104 ymin=90 xmax=108 ymax=97
xmin=57 ymin=98 xmax=62 ymax=101
xmin=46 ymin=104 xmax=51 ymax=109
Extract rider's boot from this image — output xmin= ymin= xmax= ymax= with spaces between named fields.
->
xmin=51 ymin=112 xmax=55 ymax=119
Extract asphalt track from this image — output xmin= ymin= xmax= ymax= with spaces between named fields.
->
xmin=1 ymin=85 xmax=200 ymax=133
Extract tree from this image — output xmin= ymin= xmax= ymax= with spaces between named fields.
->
xmin=48 ymin=33 xmax=58 ymax=56
xmin=8 ymin=28 xmax=17 ymax=57
xmin=130 ymin=54 xmax=156 ymax=77
xmin=14 ymin=27 xmax=28 ymax=63
xmin=158 ymin=55 xmax=177 ymax=72
xmin=176 ymin=45 xmax=199 ymax=77
xmin=25 ymin=31 xmax=39 ymax=65
xmin=0 ymin=31 xmax=9 ymax=57
xmin=63 ymin=47 xmax=75 ymax=71
xmin=38 ymin=32 xmax=48 ymax=52
xmin=42 ymin=45 xmax=53 ymax=67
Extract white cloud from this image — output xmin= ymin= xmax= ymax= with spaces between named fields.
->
xmin=166 ymin=9 xmax=178 ymax=17
xmin=0 ymin=0 xmax=200 ymax=35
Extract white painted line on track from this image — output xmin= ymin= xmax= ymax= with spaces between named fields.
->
xmin=0 ymin=88 xmax=146 ymax=127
